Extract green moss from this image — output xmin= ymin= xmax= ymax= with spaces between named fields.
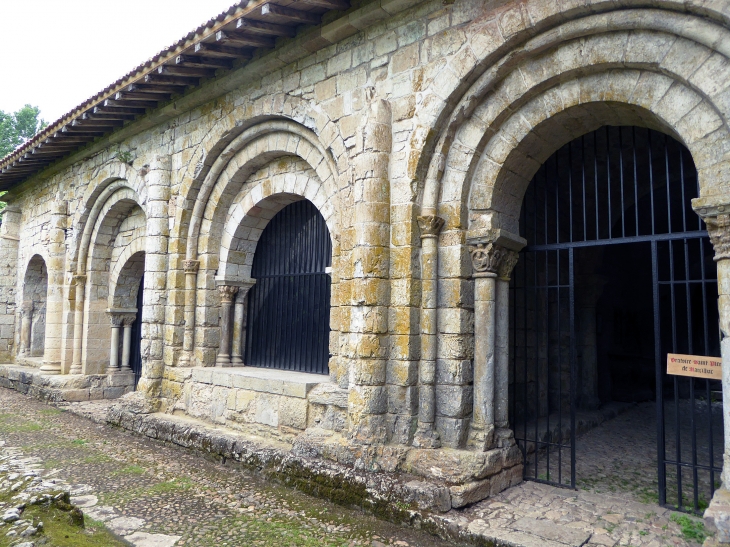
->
xmin=115 ymin=464 xmax=145 ymax=475
xmin=670 ymin=513 xmax=708 ymax=543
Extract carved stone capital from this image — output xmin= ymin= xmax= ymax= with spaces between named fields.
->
xmin=218 ymin=285 xmax=239 ymax=304
xmin=469 ymin=242 xmax=510 ymax=274
xmin=107 ymin=311 xmax=124 ymax=328
xmin=120 ymin=313 xmax=137 ymax=327
xmin=497 ymin=249 xmax=519 ymax=281
xmin=705 ymin=214 xmax=730 ymax=262
xmin=183 ymin=260 xmax=200 ymax=274
xmin=72 ymin=274 xmax=87 ymax=286
xmin=417 ymin=215 xmax=445 ymax=239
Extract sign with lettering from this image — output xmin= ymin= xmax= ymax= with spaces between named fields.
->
xmin=667 ymin=353 xmax=722 ymax=380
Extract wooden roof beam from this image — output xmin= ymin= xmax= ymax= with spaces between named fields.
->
xmin=175 ymin=54 xmax=234 ymax=69
xmin=215 ymin=30 xmax=275 ymax=49
xmin=298 ymin=0 xmax=350 ymax=10
xmin=157 ymin=65 xmax=216 ymax=78
xmin=127 ymin=83 xmax=188 ymax=95
xmin=235 ymin=17 xmax=296 ymax=37
xmin=104 ymin=98 xmax=158 ymax=109
xmin=93 ymin=105 xmax=147 ymax=116
xmin=144 ymin=73 xmax=199 ymax=86
xmin=193 ymin=42 xmax=251 ymax=58
xmin=72 ymin=118 xmax=125 ymax=128
xmin=115 ymin=90 xmax=169 ymax=102
xmin=260 ymin=3 xmax=320 ymax=25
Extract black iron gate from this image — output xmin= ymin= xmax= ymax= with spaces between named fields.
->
xmin=245 ymin=199 xmax=332 ymax=374
xmin=129 ymin=275 xmax=144 ymax=388
xmin=510 ymin=127 xmax=722 ymax=512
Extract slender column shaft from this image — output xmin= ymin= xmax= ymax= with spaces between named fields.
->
xmin=413 ymin=215 xmax=444 ymax=448
xmin=216 ymin=285 xmax=238 ymax=367
xmin=494 ymin=278 xmax=511 ymax=428
xmin=470 ymin=272 xmax=497 ymax=449
xmin=231 ymin=294 xmax=245 ymax=365
xmin=19 ymin=303 xmax=33 ymax=356
xmin=109 ymin=325 xmax=121 ymax=372
xmin=179 ymin=260 xmax=199 ymax=365
xmin=121 ymin=323 xmax=133 ymax=372
xmin=70 ymin=276 xmax=86 ymax=374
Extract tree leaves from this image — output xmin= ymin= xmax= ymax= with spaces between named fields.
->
xmin=0 ymin=105 xmax=46 ymax=158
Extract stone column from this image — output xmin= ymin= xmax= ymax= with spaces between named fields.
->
xmin=216 ymin=285 xmax=238 ymax=367
xmin=495 ymin=250 xmax=519 ymax=432
xmin=413 ymin=214 xmax=445 ymax=448
xmin=120 ymin=313 xmax=137 ymax=373
xmin=230 ymin=281 xmax=255 ymax=365
xmin=107 ymin=311 xmax=123 ymax=373
xmin=0 ymin=205 xmax=20 ymax=362
xmin=466 ymin=232 xmax=524 ymax=452
xmin=40 ymin=196 xmax=67 ymax=376
xmin=347 ymin=93 xmax=391 ymax=445
xmin=137 ymin=155 xmax=171 ymax=395
xmin=19 ymin=302 xmax=33 ymax=356
xmin=692 ymin=199 xmax=730 ymax=539
xmin=179 ymin=260 xmax=199 ymax=366
xmin=69 ymin=274 xmax=86 ymax=375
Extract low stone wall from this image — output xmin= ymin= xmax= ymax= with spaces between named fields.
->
xmin=0 ymin=365 xmax=134 ymax=402
xmin=160 ymin=366 xmax=348 ymax=440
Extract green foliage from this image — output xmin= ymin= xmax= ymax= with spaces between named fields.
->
xmin=0 ymin=104 xmax=47 ymax=158
xmin=670 ymin=512 xmax=708 ymax=543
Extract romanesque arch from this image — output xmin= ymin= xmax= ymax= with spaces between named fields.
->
xmin=19 ymin=254 xmax=48 ymax=359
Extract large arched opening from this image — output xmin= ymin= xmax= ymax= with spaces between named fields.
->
xmin=20 ymin=254 xmax=48 ymax=360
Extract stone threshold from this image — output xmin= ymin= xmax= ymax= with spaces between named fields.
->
xmin=0 ymin=364 xmax=134 ymax=402
xmin=189 ymin=365 xmax=326 ymax=398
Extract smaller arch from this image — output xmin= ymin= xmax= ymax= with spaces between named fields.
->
xmin=21 ymin=255 xmax=48 ymax=358
xmin=110 ymin=246 xmax=146 ymax=309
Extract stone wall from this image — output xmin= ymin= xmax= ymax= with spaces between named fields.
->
xmin=1 ymin=0 xmax=729 ymax=507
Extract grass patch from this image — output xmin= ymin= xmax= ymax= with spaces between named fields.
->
xmin=116 ymin=464 xmax=145 ymax=475
xmin=72 ymin=439 xmax=88 ymax=446
xmin=39 ymin=408 xmax=63 ymax=416
xmin=670 ymin=513 xmax=707 ymax=543
xmin=147 ymin=476 xmax=194 ymax=494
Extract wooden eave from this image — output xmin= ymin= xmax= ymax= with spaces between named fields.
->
xmin=0 ymin=0 xmax=351 ymax=189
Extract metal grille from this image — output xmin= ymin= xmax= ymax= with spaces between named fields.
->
xmin=245 ymin=200 xmax=332 ymax=374
xmin=130 ymin=275 xmax=144 ymax=388
xmin=510 ymin=126 xmax=722 ymax=511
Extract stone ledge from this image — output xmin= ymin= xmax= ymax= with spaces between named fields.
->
xmin=190 ymin=366 xmax=325 ymax=398
xmin=0 ymin=364 xmax=134 ymax=402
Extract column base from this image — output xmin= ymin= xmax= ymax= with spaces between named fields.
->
xmin=216 ymin=354 xmax=232 ymax=367
xmin=68 ymin=363 xmax=82 ymax=375
xmin=413 ymin=423 xmax=441 ymax=449
xmin=231 ymin=356 xmax=243 ymax=365
xmin=705 ymin=487 xmax=730 ymax=543
xmin=467 ymin=423 xmax=495 ymax=452
xmin=178 ymin=351 xmax=192 ymax=366
xmin=39 ymin=361 xmax=62 ymax=376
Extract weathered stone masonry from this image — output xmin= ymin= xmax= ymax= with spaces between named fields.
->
xmin=1 ymin=0 xmax=730 ymax=520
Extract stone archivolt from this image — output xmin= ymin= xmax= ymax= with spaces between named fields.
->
xmin=1 ymin=0 xmax=729 ymax=515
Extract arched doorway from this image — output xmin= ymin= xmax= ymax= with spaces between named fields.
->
xmin=244 ymin=199 xmax=332 ymax=374
xmin=20 ymin=255 xmax=48 ymax=359
xmin=510 ymin=126 xmax=722 ymax=512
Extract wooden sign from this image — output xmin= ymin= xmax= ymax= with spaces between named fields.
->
xmin=667 ymin=353 xmax=722 ymax=380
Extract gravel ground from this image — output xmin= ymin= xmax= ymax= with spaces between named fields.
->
xmin=0 ymin=388 xmax=447 ymax=547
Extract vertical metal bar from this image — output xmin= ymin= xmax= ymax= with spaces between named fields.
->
xmin=619 ymin=127 xmax=626 ymax=237
xmin=568 ymin=141 xmax=574 ymax=242
xmin=665 ymin=134 xmax=673 ymax=234
xmin=569 ymin=247 xmax=576 ymax=489
xmin=606 ymin=127 xmax=612 ymax=239
xmin=594 ymin=131 xmax=600 ymax=240
xmin=546 ymin=247 xmax=551 ymax=482
xmin=669 ymin=238 xmax=683 ymax=509
xmin=582 ymin=135 xmax=587 ymax=241
xmin=700 ymin=238 xmax=716 ymax=498
xmin=649 ymin=129 xmax=656 ymax=235
xmin=633 ymin=127 xmax=640 ymax=236
xmin=653 ymin=239 xmax=667 ymax=506
xmin=523 ymin=251 xmax=529 ymax=473
xmin=557 ymin=248 xmax=563 ymax=485
xmin=685 ymin=238 xmax=699 ymax=511
xmin=534 ymin=247 xmax=540 ymax=479
xmin=680 ymin=146 xmax=688 ymax=233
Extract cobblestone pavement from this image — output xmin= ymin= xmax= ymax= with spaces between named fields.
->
xmin=0 ymin=388 xmax=715 ymax=547
xmin=444 ymin=403 xmax=713 ymax=547
xmin=0 ymin=388 xmax=446 ymax=547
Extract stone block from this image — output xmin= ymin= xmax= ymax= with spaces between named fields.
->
xmin=279 ymin=396 xmax=308 ymax=430
xmin=62 ymin=389 xmax=90 ymax=402
xmin=435 ymin=385 xmax=473 ymax=418
xmin=191 ymin=367 xmax=214 ymax=384
xmin=435 ymin=416 xmax=469 ymax=448
xmin=103 ymin=386 xmax=128 ymax=399
xmin=402 ymin=480 xmax=451 ymax=513
xmin=106 ymin=372 xmax=135 ymax=387
xmin=450 ymin=478 xmax=491 ymax=508
xmin=255 ymin=393 xmax=279 ymax=427
xmin=387 ymin=385 xmax=417 ymax=414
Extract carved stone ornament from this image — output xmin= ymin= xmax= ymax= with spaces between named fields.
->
xmin=497 ymin=249 xmax=519 ymax=281
xmin=183 ymin=260 xmax=200 ymax=274
xmin=108 ymin=312 xmax=124 ymax=328
xmin=218 ymin=285 xmax=239 ymax=303
xmin=417 ymin=215 xmax=445 ymax=238
xmin=705 ymin=214 xmax=730 ymax=262
xmin=120 ymin=313 xmax=137 ymax=327
xmin=20 ymin=302 xmax=33 ymax=316
xmin=469 ymin=242 xmax=508 ymax=274
xmin=72 ymin=274 xmax=87 ymax=286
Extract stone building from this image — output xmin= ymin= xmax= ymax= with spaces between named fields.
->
xmin=1 ymin=0 xmax=730 ymax=524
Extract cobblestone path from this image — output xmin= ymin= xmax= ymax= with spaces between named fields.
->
xmin=447 ymin=403 xmax=712 ymax=547
xmin=0 ymin=388 xmax=446 ymax=547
